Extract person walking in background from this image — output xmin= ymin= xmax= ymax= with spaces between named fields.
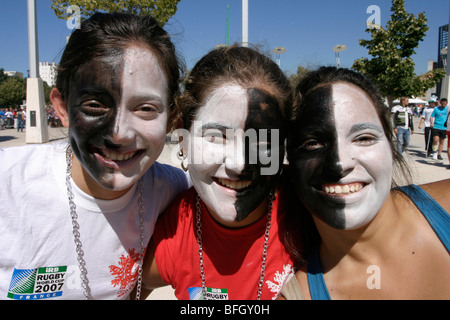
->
xmin=419 ymin=100 xmax=437 ymax=157
xmin=430 ymin=98 xmax=448 ymax=161
xmin=392 ymin=97 xmax=414 ymax=155
xmin=446 ymin=104 xmax=450 ymax=169
xmin=16 ymin=107 xmax=24 ymax=132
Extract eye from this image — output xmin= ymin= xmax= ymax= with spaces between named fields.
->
xmin=80 ymin=100 xmax=109 ymax=116
xmin=134 ymin=104 xmax=159 ymax=120
xmin=354 ymin=134 xmax=379 ymax=146
xmin=298 ymin=138 xmax=325 ymax=151
xmin=203 ymin=129 xmax=225 ymax=144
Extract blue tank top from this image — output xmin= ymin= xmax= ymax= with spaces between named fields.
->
xmin=307 ymin=184 xmax=450 ymax=300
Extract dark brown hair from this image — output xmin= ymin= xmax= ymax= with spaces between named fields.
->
xmin=173 ymin=44 xmax=293 ymax=131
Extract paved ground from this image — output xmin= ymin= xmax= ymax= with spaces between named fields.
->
xmin=1 ymin=117 xmax=449 ymax=299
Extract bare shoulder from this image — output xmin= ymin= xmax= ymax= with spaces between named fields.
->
xmin=419 ymin=179 xmax=450 ymax=213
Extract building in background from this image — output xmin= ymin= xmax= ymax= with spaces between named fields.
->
xmin=436 ymin=24 xmax=449 ymax=98
xmin=3 ymin=71 xmax=24 ymax=79
xmin=39 ymin=61 xmax=57 ymax=87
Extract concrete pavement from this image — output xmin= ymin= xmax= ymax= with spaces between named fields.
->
xmin=1 ymin=118 xmax=449 ymax=300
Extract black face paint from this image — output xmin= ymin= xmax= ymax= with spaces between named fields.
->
xmin=67 ymin=54 xmax=124 ymax=187
xmin=287 ymin=84 xmax=347 ymax=229
xmin=234 ymin=88 xmax=285 ymax=222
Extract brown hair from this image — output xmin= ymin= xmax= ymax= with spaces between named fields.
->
xmin=173 ymin=44 xmax=293 ymax=131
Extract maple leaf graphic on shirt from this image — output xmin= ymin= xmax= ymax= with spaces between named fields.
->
xmin=109 ymin=248 xmax=143 ymax=297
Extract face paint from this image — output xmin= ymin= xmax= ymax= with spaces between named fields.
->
xmin=67 ymin=46 xmax=169 ymax=191
xmin=187 ymin=84 xmax=284 ymax=226
xmin=288 ymin=82 xmax=392 ymax=230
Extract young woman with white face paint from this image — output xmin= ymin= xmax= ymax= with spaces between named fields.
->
xmin=279 ymin=67 xmax=450 ymax=300
xmin=141 ymin=45 xmax=300 ymax=300
xmin=0 ymin=13 xmax=189 ymax=300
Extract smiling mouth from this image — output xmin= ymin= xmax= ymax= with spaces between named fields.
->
xmin=321 ymin=182 xmax=365 ymax=195
xmin=101 ymin=149 xmax=138 ymax=161
xmin=92 ymin=146 xmax=144 ymax=165
xmin=215 ymin=178 xmax=252 ymax=191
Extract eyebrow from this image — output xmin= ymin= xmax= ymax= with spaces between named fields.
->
xmin=201 ymin=123 xmax=233 ymax=131
xmin=350 ymin=123 xmax=383 ymax=134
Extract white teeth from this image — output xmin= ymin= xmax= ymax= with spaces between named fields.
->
xmin=102 ymin=150 xmax=136 ymax=161
xmin=323 ymin=183 xmax=363 ymax=195
xmin=217 ymin=178 xmax=252 ymax=190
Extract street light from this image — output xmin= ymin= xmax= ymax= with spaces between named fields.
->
xmin=242 ymin=0 xmax=248 ymax=47
xmin=333 ymin=44 xmax=347 ymax=68
xmin=273 ymin=47 xmax=286 ymax=67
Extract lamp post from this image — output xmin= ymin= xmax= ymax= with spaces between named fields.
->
xmin=333 ymin=44 xmax=347 ymax=68
xmin=242 ymin=0 xmax=248 ymax=47
xmin=273 ymin=47 xmax=286 ymax=68
xmin=26 ymin=0 xmax=48 ymax=144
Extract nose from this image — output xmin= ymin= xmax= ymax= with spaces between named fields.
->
xmin=224 ymin=133 xmax=246 ymax=174
xmin=325 ymin=138 xmax=355 ymax=179
xmin=105 ymin=108 xmax=135 ymax=147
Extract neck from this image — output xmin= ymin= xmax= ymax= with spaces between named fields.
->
xmin=206 ymin=194 xmax=273 ymax=229
xmin=70 ymin=155 xmax=131 ymax=200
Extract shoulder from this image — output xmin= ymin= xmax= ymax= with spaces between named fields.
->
xmin=153 ymin=187 xmax=197 ymax=241
xmin=145 ymin=162 xmax=191 ymax=188
xmin=419 ymin=179 xmax=450 ymax=213
xmin=1 ymin=142 xmax=64 ymax=170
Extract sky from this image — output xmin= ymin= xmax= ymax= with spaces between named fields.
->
xmin=0 ymin=0 xmax=449 ymax=78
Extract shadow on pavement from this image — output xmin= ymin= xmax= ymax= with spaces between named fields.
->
xmin=0 ymin=136 xmax=18 ymax=143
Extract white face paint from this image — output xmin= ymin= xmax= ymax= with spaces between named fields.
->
xmin=185 ymin=83 xmax=282 ymax=226
xmin=68 ymin=46 xmax=168 ymax=192
xmin=329 ymin=83 xmax=392 ymax=229
xmin=289 ymin=82 xmax=393 ymax=230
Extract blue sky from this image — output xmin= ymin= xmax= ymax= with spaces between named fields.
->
xmin=0 ymin=0 xmax=449 ymax=77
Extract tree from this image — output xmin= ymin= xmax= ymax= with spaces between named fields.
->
xmin=0 ymin=77 xmax=26 ymax=107
xmin=289 ymin=65 xmax=314 ymax=89
xmin=51 ymin=0 xmax=181 ymax=26
xmin=352 ymin=0 xmax=446 ymax=107
xmin=0 ymin=68 xmax=9 ymax=85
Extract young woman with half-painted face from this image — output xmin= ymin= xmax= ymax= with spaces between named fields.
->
xmin=279 ymin=67 xmax=450 ymax=300
xmin=288 ymin=81 xmax=393 ymax=230
xmin=184 ymin=83 xmax=285 ymax=227
xmin=141 ymin=46 xmax=299 ymax=300
xmin=0 ymin=13 xmax=190 ymax=300
xmin=50 ymin=14 xmax=183 ymax=199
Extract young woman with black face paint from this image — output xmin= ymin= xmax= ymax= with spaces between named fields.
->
xmin=0 ymin=13 xmax=190 ymax=300
xmin=279 ymin=67 xmax=450 ymax=300
xmin=140 ymin=45 xmax=299 ymax=300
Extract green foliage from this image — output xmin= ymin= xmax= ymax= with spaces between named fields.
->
xmin=289 ymin=65 xmax=313 ymax=89
xmin=352 ymin=0 xmax=445 ymax=104
xmin=51 ymin=0 xmax=181 ymax=26
xmin=0 ymin=77 xmax=26 ymax=107
xmin=0 ymin=68 xmax=9 ymax=85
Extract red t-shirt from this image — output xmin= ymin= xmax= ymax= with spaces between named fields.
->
xmin=153 ymin=187 xmax=294 ymax=300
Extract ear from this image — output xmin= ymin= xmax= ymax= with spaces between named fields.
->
xmin=50 ymin=88 xmax=70 ymax=128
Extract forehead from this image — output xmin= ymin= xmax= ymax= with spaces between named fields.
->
xmin=195 ymin=84 xmax=249 ymax=128
xmin=331 ymin=82 xmax=379 ymax=124
xmin=69 ymin=46 xmax=167 ymax=100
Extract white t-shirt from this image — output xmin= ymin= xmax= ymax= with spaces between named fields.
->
xmin=421 ymin=107 xmax=435 ymax=128
xmin=0 ymin=141 xmax=190 ymax=300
